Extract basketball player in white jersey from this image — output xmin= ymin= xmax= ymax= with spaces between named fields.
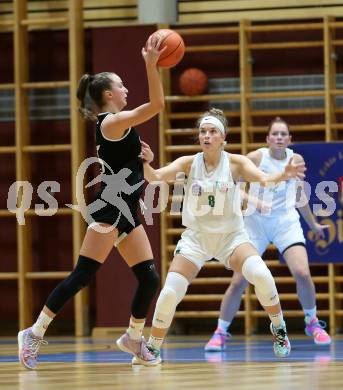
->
xmin=205 ymin=117 xmax=331 ymax=353
xmin=133 ymin=109 xmax=306 ymax=365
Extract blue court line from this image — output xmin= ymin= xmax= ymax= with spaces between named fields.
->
xmin=2 ymin=339 xmax=342 ymax=364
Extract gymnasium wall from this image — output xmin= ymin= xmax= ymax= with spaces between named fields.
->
xmin=0 ymin=30 xmax=73 ymax=331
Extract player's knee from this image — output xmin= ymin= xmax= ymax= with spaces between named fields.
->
xmin=242 ymin=255 xmax=276 ymax=295
xmin=132 ymin=259 xmax=160 ymax=294
xmin=169 ymin=272 xmax=189 ymax=302
xmin=152 ymin=272 xmax=189 ymax=329
xmin=158 ymin=286 xmax=178 ymax=313
xmin=242 ymin=256 xmax=280 ymax=307
xmin=65 ymin=255 xmax=101 ymax=291
xmin=254 ymin=265 xmax=275 ymax=293
xmin=293 ymin=268 xmax=311 ymax=281
xmin=148 ymin=269 xmax=160 ymax=294
xmin=229 ymin=273 xmax=249 ymax=294
xmin=152 ymin=286 xmax=178 ymax=328
xmin=130 ymin=260 xmax=160 ymax=319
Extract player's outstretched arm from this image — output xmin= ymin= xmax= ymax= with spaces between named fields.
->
xmin=232 ymin=154 xmax=306 ymax=185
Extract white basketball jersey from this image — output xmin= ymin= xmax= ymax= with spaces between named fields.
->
xmin=247 ymin=147 xmax=299 ymax=219
xmin=182 ymin=151 xmax=244 ymax=234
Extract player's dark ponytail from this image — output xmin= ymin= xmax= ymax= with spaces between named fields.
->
xmin=77 ymin=74 xmax=97 ymax=121
xmin=77 ymin=72 xmax=115 ymax=121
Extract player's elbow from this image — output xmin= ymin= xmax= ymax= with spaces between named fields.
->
xmin=152 ymin=99 xmax=165 ymax=113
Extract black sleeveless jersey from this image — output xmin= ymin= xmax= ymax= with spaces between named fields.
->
xmin=95 ymin=112 xmax=144 ymax=200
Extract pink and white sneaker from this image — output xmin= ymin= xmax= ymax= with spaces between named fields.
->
xmin=204 ymin=328 xmax=230 ymax=352
xmin=18 ymin=327 xmax=48 ymax=370
xmin=305 ymin=317 xmax=331 ymax=345
xmin=131 ymin=344 xmax=162 ymax=365
xmin=116 ymin=333 xmax=160 ymax=366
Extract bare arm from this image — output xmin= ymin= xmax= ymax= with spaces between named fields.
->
xmin=144 ymin=155 xmax=194 ymax=183
xmin=236 ymin=150 xmax=271 ymax=212
xmin=297 ymin=201 xmax=329 ymax=238
xmin=102 ymin=36 xmax=165 ymax=138
xmin=293 ymin=154 xmax=329 ymax=238
xmin=231 ymin=154 xmax=306 ymax=185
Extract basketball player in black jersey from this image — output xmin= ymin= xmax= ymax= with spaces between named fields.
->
xmin=18 ymin=35 xmax=166 ymax=369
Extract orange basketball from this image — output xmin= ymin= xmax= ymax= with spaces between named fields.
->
xmin=179 ymin=68 xmax=208 ymax=96
xmin=149 ymin=29 xmax=185 ymax=68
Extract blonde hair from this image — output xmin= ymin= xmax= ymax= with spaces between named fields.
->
xmin=196 ymin=108 xmax=228 ymax=135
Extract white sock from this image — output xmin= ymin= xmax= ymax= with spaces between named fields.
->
xmin=269 ymin=311 xmax=284 ymax=328
xmin=148 ymin=335 xmax=164 ymax=350
xmin=218 ymin=319 xmax=231 ymax=333
xmin=127 ymin=317 xmax=145 ymax=341
xmin=32 ymin=311 xmax=53 ymax=338
xmin=304 ymin=306 xmax=317 ymax=322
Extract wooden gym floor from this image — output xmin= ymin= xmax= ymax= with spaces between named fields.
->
xmin=1 ymin=335 xmax=343 ymax=390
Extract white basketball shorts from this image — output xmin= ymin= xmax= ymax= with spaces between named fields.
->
xmin=174 ymin=228 xmax=251 ymax=270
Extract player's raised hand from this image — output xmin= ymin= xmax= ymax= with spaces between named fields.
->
xmin=142 ymin=34 xmax=166 ymax=66
xmin=284 ymin=157 xmax=306 ymax=180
